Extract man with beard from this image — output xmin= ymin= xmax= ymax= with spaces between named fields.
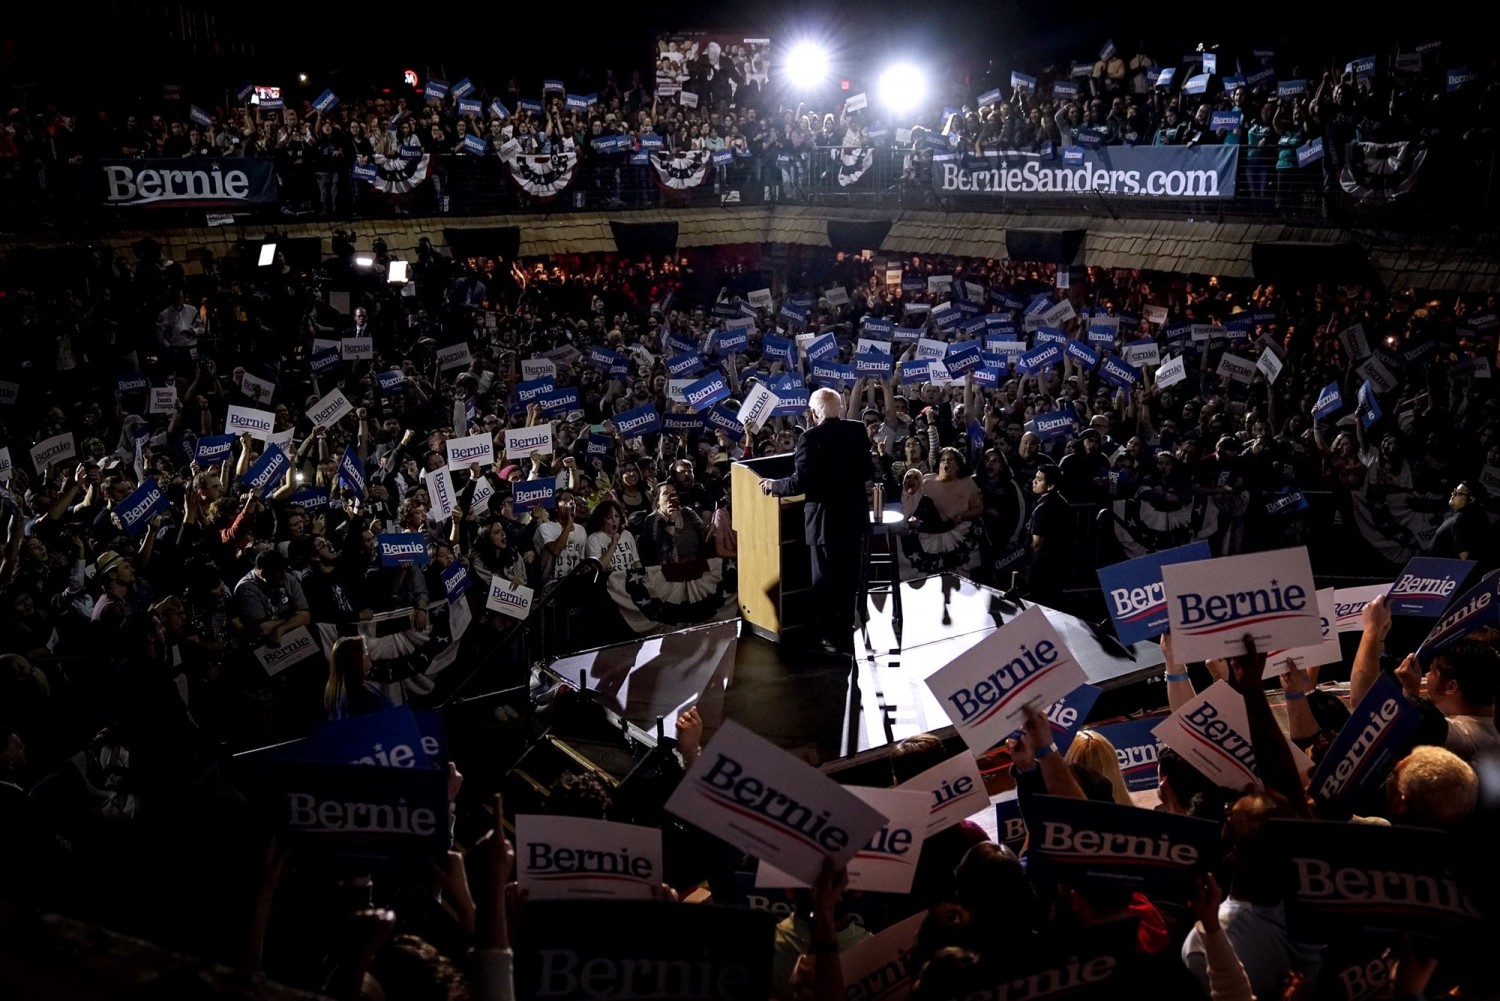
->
xmin=302 ymin=535 xmax=361 ymax=624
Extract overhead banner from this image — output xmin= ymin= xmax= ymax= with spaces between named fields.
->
xmin=99 ymin=158 xmax=279 ymax=208
xmin=932 ymin=146 xmax=1237 ymax=200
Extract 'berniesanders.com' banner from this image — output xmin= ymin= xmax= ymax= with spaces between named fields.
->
xmin=932 ymin=146 xmax=1237 ymax=200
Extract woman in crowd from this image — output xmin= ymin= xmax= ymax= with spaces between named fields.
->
xmin=584 ymin=499 xmax=643 ymax=571
xmin=323 ymin=635 xmax=392 ymax=719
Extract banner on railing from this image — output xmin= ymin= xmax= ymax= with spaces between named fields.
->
xmin=99 ymin=158 xmax=278 ymax=208
xmin=650 ymin=149 xmax=713 ymax=190
xmin=835 ymin=147 xmax=875 ymax=187
xmin=504 ymin=150 xmax=580 ymax=199
xmin=362 ymin=154 xmax=431 ymax=195
xmin=932 ymin=146 xmax=1237 ymax=200
xmin=1340 ymin=141 xmax=1426 ymax=201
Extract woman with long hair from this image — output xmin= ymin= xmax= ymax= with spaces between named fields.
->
xmin=1064 ymin=730 xmax=1134 ymax=806
xmin=584 ymin=499 xmax=642 ymax=571
xmin=323 ymin=636 xmax=392 ymax=720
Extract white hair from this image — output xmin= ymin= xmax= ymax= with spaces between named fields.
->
xmin=810 ymin=388 xmax=843 ymax=422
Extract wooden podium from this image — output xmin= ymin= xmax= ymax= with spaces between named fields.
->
xmin=731 ymin=455 xmax=813 ymax=643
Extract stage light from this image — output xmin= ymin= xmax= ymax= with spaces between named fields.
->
xmin=257 ymin=243 xmax=277 ymax=267
xmin=879 ymin=63 xmax=927 ymax=114
xmin=786 ymin=42 xmax=830 ymax=89
xmin=298 ymin=73 xmax=310 ymax=85
xmin=354 ymin=254 xmax=375 ymax=268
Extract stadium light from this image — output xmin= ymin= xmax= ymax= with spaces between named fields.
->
xmin=878 ymin=63 xmax=926 ymax=114
xmin=786 ymin=42 xmax=830 ymax=89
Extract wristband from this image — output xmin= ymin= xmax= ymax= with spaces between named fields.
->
xmin=1034 ymin=742 xmax=1058 ymax=760
xmin=1165 ymin=672 xmax=1191 ymax=683
xmin=1284 ymin=690 xmax=1307 ymax=702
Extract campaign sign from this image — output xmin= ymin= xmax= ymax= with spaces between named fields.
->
xmin=804 ymin=332 xmax=839 ymax=363
xmin=1100 ymin=355 xmax=1141 ymax=390
xmin=1265 ymin=588 xmax=1341 ymax=672
xmin=1097 ymin=542 xmax=1211 ymax=644
xmin=537 ymin=387 xmax=580 ymax=416
xmin=117 ymin=478 xmax=169 ymax=535
xmin=671 ymin=372 xmax=726 ymax=414
xmin=925 ymin=606 xmax=1089 ymax=753
xmin=287 ymin=488 xmax=330 ymax=512
xmin=487 ymin=578 xmax=535 ymax=620
xmin=1017 ymin=342 xmax=1062 ymax=375
xmin=376 ymin=370 xmax=406 ymax=394
xmin=664 ymin=719 xmax=888 ymax=883
xmin=225 ymin=404 xmax=276 ymax=441
xmin=446 ymin=432 xmax=494 ymax=471
xmin=1065 ymin=339 xmax=1100 ymax=370
xmin=837 ymin=911 xmax=927 ymax=1001
xmin=1308 ymin=674 xmax=1422 ymax=814
xmin=1156 ymin=350 xmax=1189 ymax=389
xmin=520 ymin=357 xmax=558 ymax=382
xmin=945 ymin=342 xmax=982 ymax=377
xmin=1387 ymin=556 xmax=1474 ymax=617
xmin=270 ymin=757 xmax=448 ymax=856
xmin=1216 ymin=353 xmax=1257 ymax=384
xmin=116 ymin=372 xmax=147 ymax=397
xmin=1297 ymin=137 xmax=1325 ymax=168
xmin=666 ymin=352 xmax=705 ymax=379
xmin=1257 ymin=349 xmax=1284 ymax=384
xmin=1269 ymin=820 xmax=1481 ymax=934
xmin=613 ymin=403 xmax=661 ymax=439
xmin=717 ymin=328 xmax=750 ymax=354
xmin=662 ymin=412 xmax=704 ymax=435
xmin=1026 ymin=794 xmax=1218 ymax=902
xmin=1154 ymin=681 xmax=1313 ymax=790
xmin=587 ymin=346 xmax=623 ymax=372
xmin=1026 ymin=411 xmax=1074 ymax=442
xmin=708 ymin=405 xmax=743 ymax=440
xmin=503 ymin=424 xmax=554 ymax=458
xmin=241 ymin=443 xmax=289 ymax=497
xmin=425 ymin=465 xmax=456 ymax=520
xmin=738 ymin=384 xmax=777 ymax=427
xmin=341 ymin=336 xmax=373 ymax=360
xmin=516 ymin=815 xmax=663 ymax=900
xmin=338 ymin=446 xmax=365 ymax=499
xmin=1357 ymin=356 xmax=1397 ymax=396
xmin=512 ymin=476 xmax=558 ymax=513
xmin=1042 ymin=299 xmax=1076 ymax=327
xmin=436 ymin=342 xmax=473 ymax=371
xmin=1313 ymin=381 xmax=1343 ymax=420
xmin=515 ymin=899 xmax=773 ymax=1001
xmin=811 ymin=361 xmax=853 ymax=387
xmin=995 ymin=796 xmax=1028 ymax=855
xmin=378 ymin=532 xmax=428 ymax=567
xmin=1210 ymin=110 xmax=1242 ymax=131
xmin=308 ymin=388 xmax=353 ymax=428
xmin=1415 ymin=570 xmax=1500 ymax=668
xmin=1332 ymin=584 xmax=1392 ymax=634
xmin=514 ymin=377 xmax=556 ymax=407
xmin=150 ymin=386 xmax=178 ymax=415
xmin=309 ymin=348 xmax=340 ymax=374
xmin=193 ymin=434 xmax=234 ymax=465
xmin=756 ymin=787 xmax=929 ymax=894
xmin=1161 ymin=547 xmax=1321 ymax=661
xmin=1088 ymin=716 xmax=1168 ymax=792
xmin=896 ymin=749 xmax=991 ymax=838
xmin=1043 ymin=684 xmax=1102 ymax=754
xmin=254 ymin=625 xmax=321 ymax=676
xmin=440 ymin=561 xmax=470 ymax=603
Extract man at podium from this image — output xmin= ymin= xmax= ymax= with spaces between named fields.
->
xmin=759 ymin=388 xmax=872 ymax=655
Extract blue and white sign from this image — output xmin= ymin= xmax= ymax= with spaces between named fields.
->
xmin=1313 ymin=381 xmax=1343 ymax=419
xmin=538 ymin=387 xmax=581 ymax=415
xmin=376 ymin=369 xmax=407 ymax=393
xmin=195 ymin=434 xmax=235 ymax=465
xmin=1065 ymin=339 xmax=1099 ymax=370
xmin=1278 ymin=79 xmax=1307 ymax=98
xmin=511 ymin=476 xmax=558 ymax=513
xmin=1010 ymin=71 xmax=1036 ymax=92
xmin=1182 ymin=73 xmax=1209 ymax=95
xmin=1097 ymin=542 xmax=1212 ymax=645
xmin=1027 ymin=411 xmax=1074 ymax=441
xmin=1297 ymin=138 xmax=1325 ymax=168
xmin=1308 ymin=673 xmax=1422 ymax=813
xmin=977 ymin=88 xmax=1002 ymax=106
xmin=1162 ymin=547 xmax=1321 ymax=662
xmin=1155 ymin=67 xmax=1176 ymax=88
xmin=1388 ymin=557 xmax=1474 ymax=618
xmin=1210 ymin=110 xmax=1241 ymax=131
xmin=287 ymin=488 xmax=330 ymax=512
xmin=1062 ymin=146 xmax=1084 ymax=166
xmin=338 ymin=446 xmax=365 ymax=499
xmin=855 ymin=352 xmax=893 ymax=377
xmin=684 ymin=372 xmax=731 ymax=412
xmin=378 ymin=532 xmax=429 ymax=566
xmin=514 ymin=377 xmax=556 ymax=406
xmin=946 ymin=133 xmax=1236 ymax=200
xmin=1026 ymin=795 xmax=1218 ymax=903
xmin=1017 ymin=342 xmax=1062 ymax=375
xmin=718 ymin=328 xmax=749 ymax=354
xmin=312 ymin=89 xmax=339 ymax=113
xmin=804 ymin=333 xmax=839 ymax=363
xmin=241 ymin=444 xmax=289 ymax=498
xmin=945 ymin=341 xmax=982 ymax=377
xmin=1041 ymin=684 xmax=1102 ymax=754
xmin=762 ymin=335 xmax=796 ymax=364
xmin=1089 ymin=716 xmax=1167 ymax=792
xmin=613 ymin=404 xmax=661 ymax=439
xmin=117 ymin=478 xmax=169 ymax=535
xmin=1100 ymin=354 xmax=1142 ymax=389
xmin=451 ymin=77 xmax=474 ymax=98
xmin=462 ymin=133 xmax=487 ymax=155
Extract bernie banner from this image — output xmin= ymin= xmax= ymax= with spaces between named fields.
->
xmin=99 ymin=158 xmax=279 ymax=208
xmin=932 ymin=145 xmax=1237 ymax=200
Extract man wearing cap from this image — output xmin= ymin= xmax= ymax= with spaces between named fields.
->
xmin=91 ymin=551 xmax=137 ymax=635
xmin=233 ymin=549 xmax=310 ymax=645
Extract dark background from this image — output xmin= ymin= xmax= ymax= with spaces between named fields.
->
xmin=2 ymin=2 xmax=1485 ymax=115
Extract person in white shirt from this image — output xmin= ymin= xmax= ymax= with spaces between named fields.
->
xmin=155 ymin=290 xmax=202 ymax=350
xmin=584 ymin=499 xmax=641 ymax=572
xmin=534 ymin=492 xmax=587 ymax=582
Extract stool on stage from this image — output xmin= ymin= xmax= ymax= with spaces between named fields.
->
xmin=861 ymin=489 xmax=905 ymax=630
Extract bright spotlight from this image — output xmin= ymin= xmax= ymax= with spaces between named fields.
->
xmin=879 ymin=63 xmax=927 ymax=114
xmin=786 ymin=43 xmax=830 ymax=89
xmin=354 ymin=254 xmax=375 ymax=268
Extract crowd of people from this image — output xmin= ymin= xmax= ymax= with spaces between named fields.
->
xmin=0 ymin=225 xmax=1497 ymax=997
xmin=3 ymin=39 xmax=1491 ymax=219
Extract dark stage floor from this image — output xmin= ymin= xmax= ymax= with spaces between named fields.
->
xmin=546 ymin=573 xmax=1165 ymax=766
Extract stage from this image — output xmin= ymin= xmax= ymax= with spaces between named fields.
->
xmin=543 ymin=572 xmax=1166 ymax=768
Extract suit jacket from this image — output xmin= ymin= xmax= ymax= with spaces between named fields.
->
xmin=770 ymin=418 xmax=872 ymax=546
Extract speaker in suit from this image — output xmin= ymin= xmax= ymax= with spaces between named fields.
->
xmin=760 ymin=389 xmax=872 ymax=651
